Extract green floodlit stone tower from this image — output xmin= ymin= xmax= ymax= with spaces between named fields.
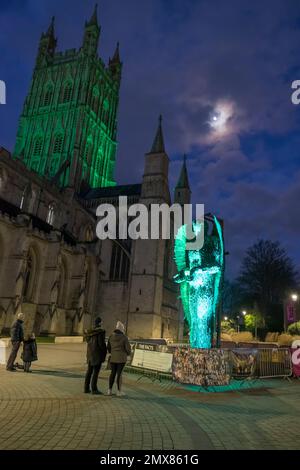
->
xmin=174 ymin=215 xmax=225 ymax=349
xmin=13 ymin=5 xmax=121 ymax=190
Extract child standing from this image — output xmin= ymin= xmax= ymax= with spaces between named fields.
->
xmin=22 ymin=333 xmax=38 ymax=372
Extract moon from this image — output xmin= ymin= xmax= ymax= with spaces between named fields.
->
xmin=209 ymin=101 xmax=234 ymax=135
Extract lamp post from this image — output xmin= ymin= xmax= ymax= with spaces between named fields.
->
xmin=284 ymin=293 xmax=298 ymax=332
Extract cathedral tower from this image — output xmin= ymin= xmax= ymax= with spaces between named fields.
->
xmin=14 ymin=5 xmax=122 ymax=191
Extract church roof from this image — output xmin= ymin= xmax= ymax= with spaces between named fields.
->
xmin=82 ymin=183 xmax=142 ymax=200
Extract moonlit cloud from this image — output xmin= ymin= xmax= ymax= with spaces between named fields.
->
xmin=208 ymin=100 xmax=235 ymax=138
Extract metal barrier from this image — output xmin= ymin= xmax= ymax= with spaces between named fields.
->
xmin=256 ymin=348 xmax=292 ymax=378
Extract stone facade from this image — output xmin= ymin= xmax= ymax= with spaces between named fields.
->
xmin=0 ymin=8 xmax=190 ymax=341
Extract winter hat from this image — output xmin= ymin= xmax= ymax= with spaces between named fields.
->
xmin=116 ymin=321 xmax=125 ymax=334
xmin=94 ymin=317 xmax=102 ymax=327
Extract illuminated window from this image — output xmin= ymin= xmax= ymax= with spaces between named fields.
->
xmin=43 ymin=85 xmax=53 ymax=107
xmin=33 ymin=137 xmax=43 ymax=156
xmin=62 ymin=82 xmax=72 ymax=103
xmin=53 ymin=134 xmax=63 ymax=154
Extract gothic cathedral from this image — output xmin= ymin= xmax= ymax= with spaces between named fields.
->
xmin=0 ymin=6 xmax=190 ymax=341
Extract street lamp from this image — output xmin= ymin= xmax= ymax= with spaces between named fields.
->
xmin=284 ymin=293 xmax=298 ymax=332
xmin=224 ymin=316 xmax=228 ymax=321
xmin=242 ymin=310 xmax=247 ymax=316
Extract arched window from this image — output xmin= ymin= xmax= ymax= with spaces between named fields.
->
xmin=85 ymin=225 xmax=94 ymax=242
xmin=109 ymin=243 xmax=130 ymax=281
xmin=62 ymin=82 xmax=73 ymax=103
xmin=22 ymin=247 xmax=39 ymax=302
xmin=53 ymin=134 xmax=63 ymax=154
xmin=103 ymin=99 xmax=109 ymax=125
xmin=92 ymin=86 xmax=99 ymax=113
xmin=42 ymin=84 xmax=53 ymax=107
xmin=33 ymin=137 xmax=43 ymax=156
xmin=58 ymin=258 xmax=68 ymax=308
xmin=46 ymin=203 xmax=55 ymax=226
xmin=20 ymin=185 xmax=34 ymax=212
xmin=0 ymin=167 xmax=7 ymax=193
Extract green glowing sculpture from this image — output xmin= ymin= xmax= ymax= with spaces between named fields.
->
xmin=174 ymin=215 xmax=225 ymax=349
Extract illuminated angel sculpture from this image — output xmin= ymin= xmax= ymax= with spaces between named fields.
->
xmin=174 ymin=215 xmax=225 ymax=349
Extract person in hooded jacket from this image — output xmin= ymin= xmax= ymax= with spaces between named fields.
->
xmin=107 ymin=321 xmax=131 ymax=397
xmin=21 ymin=332 xmax=38 ymax=372
xmin=84 ymin=317 xmax=107 ymax=395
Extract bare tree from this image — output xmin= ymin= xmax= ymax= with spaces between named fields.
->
xmin=238 ymin=240 xmax=298 ymax=324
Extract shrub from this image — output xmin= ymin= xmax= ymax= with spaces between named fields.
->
xmin=288 ymin=321 xmax=300 ymax=335
xmin=230 ymin=331 xmax=253 ymax=342
xmin=265 ymin=332 xmax=279 ymax=342
xmin=221 ymin=332 xmax=233 ymax=342
xmin=278 ymin=334 xmax=293 ymax=346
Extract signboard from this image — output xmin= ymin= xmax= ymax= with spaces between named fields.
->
xmin=286 ymin=302 xmax=296 ymax=324
xmin=131 ymin=343 xmax=173 ymax=373
xmin=231 ymin=348 xmax=258 ymax=378
xmin=172 ymin=347 xmax=231 ymax=387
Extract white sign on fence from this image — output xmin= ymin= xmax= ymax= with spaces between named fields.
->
xmin=131 ymin=343 xmax=173 ymax=373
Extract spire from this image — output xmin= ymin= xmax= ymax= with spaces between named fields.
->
xmin=176 ymin=154 xmax=190 ymax=189
xmin=46 ymin=16 xmax=55 ymax=36
xmin=86 ymin=4 xmax=99 ymax=28
xmin=150 ymin=115 xmax=165 ymax=153
xmin=111 ymin=42 xmax=120 ymax=63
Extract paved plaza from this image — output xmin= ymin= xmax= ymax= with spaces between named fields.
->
xmin=0 ymin=343 xmax=299 ymax=450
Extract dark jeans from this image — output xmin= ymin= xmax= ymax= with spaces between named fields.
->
xmin=84 ymin=362 xmax=102 ymax=392
xmin=6 ymin=341 xmax=21 ymax=370
xmin=109 ymin=362 xmax=126 ymax=391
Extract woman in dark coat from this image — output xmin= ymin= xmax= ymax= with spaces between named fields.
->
xmin=107 ymin=321 xmax=131 ymax=397
xmin=22 ymin=333 xmax=38 ymax=372
xmin=84 ymin=317 xmax=107 ymax=395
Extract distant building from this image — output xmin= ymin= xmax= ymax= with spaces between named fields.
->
xmin=0 ymin=7 xmax=191 ymax=341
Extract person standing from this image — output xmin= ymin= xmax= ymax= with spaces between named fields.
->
xmin=22 ymin=332 xmax=38 ymax=372
xmin=107 ymin=321 xmax=131 ymax=397
xmin=84 ymin=317 xmax=107 ymax=395
xmin=6 ymin=312 xmax=25 ymax=372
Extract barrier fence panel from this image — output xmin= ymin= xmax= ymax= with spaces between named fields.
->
xmin=257 ymin=348 xmax=292 ymax=378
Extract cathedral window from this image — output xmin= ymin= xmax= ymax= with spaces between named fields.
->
xmin=33 ymin=137 xmax=43 ymax=156
xmin=22 ymin=247 xmax=39 ymax=302
xmin=85 ymin=225 xmax=94 ymax=242
xmin=43 ymin=85 xmax=53 ymax=107
xmin=0 ymin=167 xmax=7 ymax=192
xmin=53 ymin=134 xmax=63 ymax=154
xmin=57 ymin=258 xmax=68 ymax=308
xmin=109 ymin=243 xmax=130 ymax=281
xmin=46 ymin=203 xmax=55 ymax=226
xmin=20 ymin=184 xmax=34 ymax=211
xmin=62 ymin=82 xmax=73 ymax=103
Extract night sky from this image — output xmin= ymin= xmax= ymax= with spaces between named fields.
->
xmin=1 ymin=0 xmax=300 ymax=278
